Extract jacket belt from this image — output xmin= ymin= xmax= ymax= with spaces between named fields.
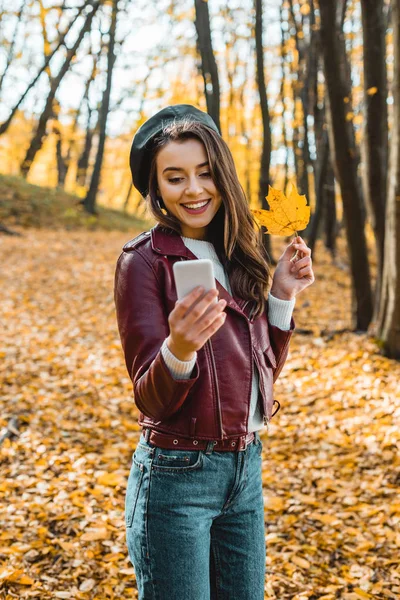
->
xmin=142 ymin=427 xmax=256 ymax=452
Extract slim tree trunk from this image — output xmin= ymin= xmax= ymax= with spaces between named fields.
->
xmin=287 ymin=0 xmax=313 ymax=198
xmin=376 ymin=0 xmax=400 ymax=358
xmin=319 ymin=0 xmax=373 ymax=330
xmin=194 ymin=0 xmax=221 ymax=132
xmin=55 ymin=125 xmax=68 ymax=187
xmin=324 ymin=159 xmax=337 ymax=257
xmin=239 ymin=61 xmax=252 ymax=204
xmin=279 ymin=4 xmax=290 ymax=193
xmin=20 ymin=2 xmax=99 ymax=178
xmin=77 ymin=106 xmax=99 ymax=189
xmin=255 ymin=0 xmax=272 ymax=261
xmin=84 ymin=0 xmax=118 ymax=215
xmin=360 ymin=0 xmax=388 ymax=321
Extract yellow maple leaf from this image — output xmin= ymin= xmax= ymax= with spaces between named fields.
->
xmin=251 ymin=184 xmax=310 ymax=236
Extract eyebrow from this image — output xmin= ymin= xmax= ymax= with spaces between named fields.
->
xmin=162 ymin=161 xmax=209 ymax=174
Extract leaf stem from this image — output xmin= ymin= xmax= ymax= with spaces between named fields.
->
xmin=290 ymin=230 xmax=299 ymax=262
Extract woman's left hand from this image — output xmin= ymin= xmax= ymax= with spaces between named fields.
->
xmin=270 ymin=235 xmax=315 ymax=300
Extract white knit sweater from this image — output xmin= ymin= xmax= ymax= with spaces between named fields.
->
xmin=160 ymin=235 xmax=295 ymax=432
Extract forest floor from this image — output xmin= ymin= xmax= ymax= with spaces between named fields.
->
xmin=0 ymin=227 xmax=399 ymax=599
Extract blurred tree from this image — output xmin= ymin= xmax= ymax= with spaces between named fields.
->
xmin=254 ymin=0 xmax=272 ymax=261
xmin=19 ymin=1 xmax=100 ymax=178
xmin=360 ymin=0 xmax=388 ymax=320
xmin=194 ymin=0 xmax=221 ymax=132
xmin=0 ymin=1 xmax=89 ymax=136
xmin=319 ymin=0 xmax=373 ymax=330
xmin=376 ymin=0 xmax=400 ymax=358
xmin=287 ymin=0 xmax=312 ymax=200
xmin=84 ymin=0 xmax=119 ymax=214
xmin=73 ymin=45 xmax=103 ymax=190
xmin=0 ymin=0 xmax=27 ymax=95
xmin=304 ymin=0 xmax=337 ymax=258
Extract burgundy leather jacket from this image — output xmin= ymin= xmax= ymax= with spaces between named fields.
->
xmin=114 ymin=223 xmax=296 ymax=441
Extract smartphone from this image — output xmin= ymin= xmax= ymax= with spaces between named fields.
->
xmin=173 ymin=259 xmax=218 ymax=306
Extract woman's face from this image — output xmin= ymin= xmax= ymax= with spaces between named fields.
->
xmin=156 ymin=138 xmax=223 ymax=240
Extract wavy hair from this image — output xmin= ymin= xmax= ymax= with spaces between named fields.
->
xmin=144 ymin=117 xmax=272 ymax=320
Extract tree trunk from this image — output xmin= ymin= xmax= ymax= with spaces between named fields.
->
xmin=319 ymin=0 xmax=373 ymax=330
xmin=194 ymin=0 xmax=221 ymax=132
xmin=84 ymin=0 xmax=118 ymax=215
xmin=20 ymin=2 xmax=99 ymax=178
xmin=360 ymin=0 xmax=388 ymax=321
xmin=55 ymin=49 xmax=101 ymax=189
xmin=376 ymin=0 xmax=400 ymax=358
xmin=255 ymin=0 xmax=273 ymax=261
xmin=287 ymin=0 xmax=314 ymax=199
xmin=279 ymin=4 xmax=289 ymax=193
xmin=54 ymin=123 xmax=68 ymax=187
xmin=324 ymin=160 xmax=337 ymax=257
xmin=76 ymin=108 xmax=98 ymax=189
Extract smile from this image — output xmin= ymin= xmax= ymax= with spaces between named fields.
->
xmin=181 ymin=199 xmax=211 ymax=214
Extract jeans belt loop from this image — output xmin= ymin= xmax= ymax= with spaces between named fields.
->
xmin=144 ymin=427 xmax=151 ymax=442
xmin=205 ymin=440 xmax=216 ymax=454
xmin=237 ymin=435 xmax=247 ymax=452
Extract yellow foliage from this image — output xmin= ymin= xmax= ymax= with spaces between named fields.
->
xmin=300 ymin=4 xmax=311 ymax=15
xmin=251 ymin=184 xmax=310 ymax=236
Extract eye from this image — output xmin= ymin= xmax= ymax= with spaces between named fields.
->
xmin=168 ymin=177 xmax=183 ymax=183
xmin=200 ymin=172 xmax=211 ymax=177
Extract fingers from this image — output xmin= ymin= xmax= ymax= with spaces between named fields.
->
xmin=169 ymin=286 xmax=227 ymax=353
xmin=292 ymin=236 xmax=311 ymax=256
xmin=290 ymin=255 xmax=314 ymax=279
xmin=194 ymin=296 xmax=227 ymax=334
xmin=195 ymin=310 xmax=227 ymax=347
xmin=172 ymin=287 xmax=226 ymax=331
xmin=184 ymin=288 xmax=220 ymax=321
xmin=290 ymin=255 xmax=312 ymax=270
xmin=174 ymin=286 xmax=216 ymax=316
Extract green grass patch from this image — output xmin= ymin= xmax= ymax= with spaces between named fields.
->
xmin=0 ymin=174 xmax=153 ymax=232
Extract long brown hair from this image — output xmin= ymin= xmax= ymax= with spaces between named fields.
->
xmin=144 ymin=117 xmax=272 ymax=320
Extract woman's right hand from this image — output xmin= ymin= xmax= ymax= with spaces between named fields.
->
xmin=166 ymin=287 xmax=227 ymax=361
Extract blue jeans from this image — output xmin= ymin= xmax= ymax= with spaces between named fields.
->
xmin=125 ymin=431 xmax=266 ymax=600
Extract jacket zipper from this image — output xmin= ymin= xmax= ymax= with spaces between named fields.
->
xmin=177 ymin=255 xmax=250 ymax=438
xmin=207 ymin=339 xmax=223 ymax=438
xmin=177 ymin=255 xmax=224 ymax=437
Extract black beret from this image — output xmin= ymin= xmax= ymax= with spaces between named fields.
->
xmin=129 ymin=104 xmax=220 ymax=198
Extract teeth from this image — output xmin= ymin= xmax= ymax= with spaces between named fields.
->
xmin=182 ymin=199 xmax=209 ymax=209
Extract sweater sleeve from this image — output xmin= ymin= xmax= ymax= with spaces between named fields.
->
xmin=160 ymin=338 xmax=197 ymax=380
xmin=267 ymin=292 xmax=296 ymax=331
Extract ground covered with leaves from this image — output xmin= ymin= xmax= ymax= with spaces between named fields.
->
xmin=0 ymin=229 xmax=399 ymax=599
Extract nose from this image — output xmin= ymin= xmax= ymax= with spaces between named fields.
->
xmin=185 ymin=175 xmax=204 ymax=197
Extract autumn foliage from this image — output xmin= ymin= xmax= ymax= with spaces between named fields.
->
xmin=1 ymin=229 xmax=399 ymax=599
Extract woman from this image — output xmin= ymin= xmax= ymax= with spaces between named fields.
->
xmin=114 ymin=104 xmax=314 ymax=599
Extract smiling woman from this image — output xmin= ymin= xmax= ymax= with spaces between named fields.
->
xmin=115 ymin=104 xmax=309 ymax=600
xmin=155 ymin=138 xmax=222 ymax=239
